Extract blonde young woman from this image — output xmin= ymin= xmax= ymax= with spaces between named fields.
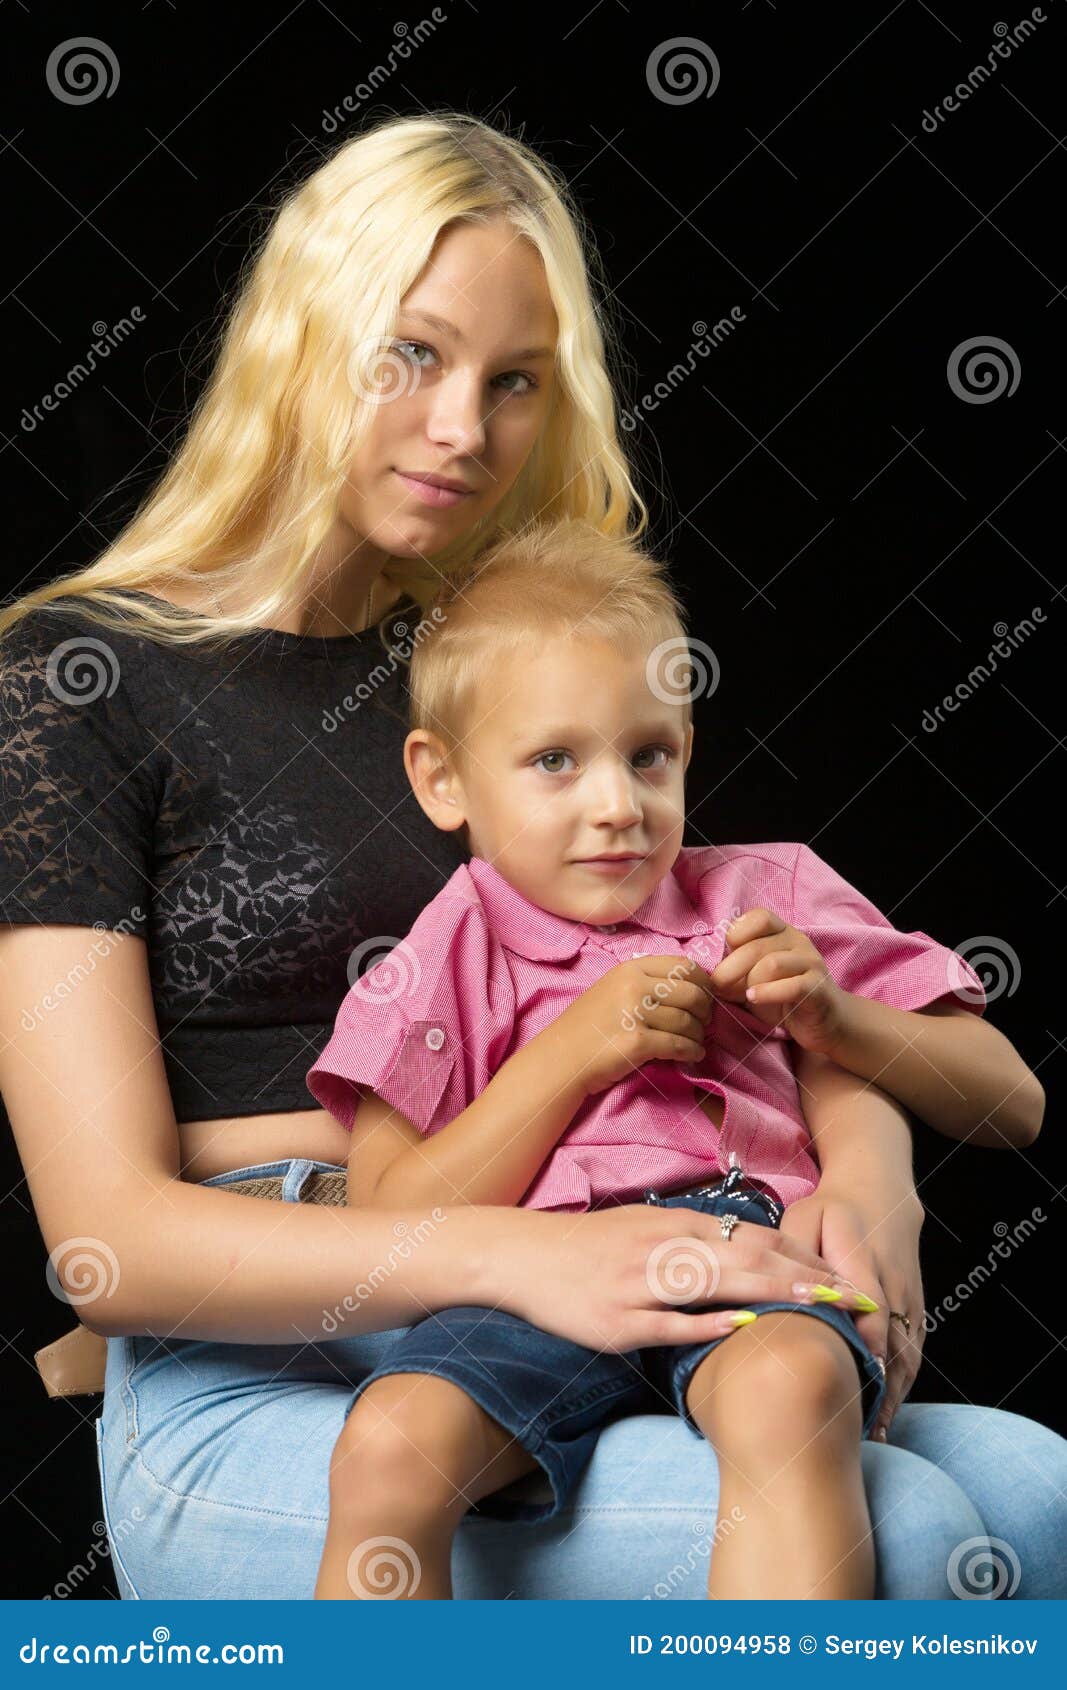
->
xmin=0 ymin=113 xmax=1063 ymax=1601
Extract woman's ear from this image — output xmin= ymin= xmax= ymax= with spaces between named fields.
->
xmin=404 ymin=729 xmax=469 ymax=834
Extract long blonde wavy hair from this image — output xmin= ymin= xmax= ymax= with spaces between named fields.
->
xmin=0 ymin=110 xmax=646 ymax=657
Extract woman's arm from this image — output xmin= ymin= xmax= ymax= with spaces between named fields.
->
xmin=3 ymin=925 xmax=862 ymax=1352
xmin=788 ymin=1046 xmax=927 ymax=1440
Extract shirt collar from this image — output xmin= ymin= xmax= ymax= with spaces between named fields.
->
xmin=466 ymin=854 xmax=711 ymax=962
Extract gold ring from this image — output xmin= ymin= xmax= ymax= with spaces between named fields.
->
xmin=889 ymin=1309 xmax=911 ymax=1336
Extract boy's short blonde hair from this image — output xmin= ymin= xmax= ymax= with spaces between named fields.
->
xmin=407 ymin=518 xmax=694 ymax=758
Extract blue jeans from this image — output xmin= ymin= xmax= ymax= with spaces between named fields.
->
xmin=96 ymin=1157 xmax=1067 ymax=1599
xmin=343 ymin=1173 xmax=886 ymax=1521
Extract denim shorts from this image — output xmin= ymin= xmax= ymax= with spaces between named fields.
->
xmin=348 ymin=1168 xmax=887 ymax=1524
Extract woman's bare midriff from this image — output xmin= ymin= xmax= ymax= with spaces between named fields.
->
xmin=178 ymin=1091 xmax=726 ymax=1184
xmin=178 ymin=1108 xmax=352 ymax=1183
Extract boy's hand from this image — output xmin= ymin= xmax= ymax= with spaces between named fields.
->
xmin=552 ymin=955 xmax=716 ymax=1098
xmin=711 ymin=907 xmax=849 ymax=1054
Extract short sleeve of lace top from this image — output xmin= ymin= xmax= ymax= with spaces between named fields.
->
xmin=0 ymin=605 xmax=160 ymax=935
xmin=0 ymin=592 xmax=468 ymax=1122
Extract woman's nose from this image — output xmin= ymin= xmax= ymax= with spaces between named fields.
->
xmin=425 ymin=373 xmax=487 ymax=459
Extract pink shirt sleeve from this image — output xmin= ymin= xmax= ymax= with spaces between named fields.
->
xmin=790 ymin=843 xmax=987 ymax=1015
xmin=305 ymin=995 xmax=461 ymax=1133
xmin=305 ymin=889 xmax=509 ymax=1133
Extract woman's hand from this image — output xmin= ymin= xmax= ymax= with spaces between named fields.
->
xmin=492 ymin=1203 xmax=870 ymax=1355
xmin=780 ymin=1182 xmax=926 ymax=1441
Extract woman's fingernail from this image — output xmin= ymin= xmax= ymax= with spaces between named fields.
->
xmin=793 ymin=1282 xmax=843 ymax=1303
xmin=854 ymin=1293 xmax=880 ymax=1313
xmin=728 ymin=1311 xmax=758 ymax=1326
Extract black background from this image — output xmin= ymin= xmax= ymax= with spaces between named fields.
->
xmin=2 ymin=1 xmax=1064 ymax=1598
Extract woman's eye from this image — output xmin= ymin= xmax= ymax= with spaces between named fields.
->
xmin=393 ymin=339 xmax=436 ymax=367
xmin=493 ymin=370 xmax=537 ymax=396
xmin=534 ymin=750 xmax=574 ymax=774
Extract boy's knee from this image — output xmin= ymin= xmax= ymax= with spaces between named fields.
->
xmin=329 ymin=1373 xmax=476 ymax=1520
xmin=686 ymin=1310 xmax=863 ymax=1460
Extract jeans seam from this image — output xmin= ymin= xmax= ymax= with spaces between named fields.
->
xmin=95 ymin=1416 xmax=142 ymax=1599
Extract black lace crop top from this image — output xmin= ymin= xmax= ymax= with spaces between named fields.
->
xmin=0 ymin=589 xmax=467 ymax=1122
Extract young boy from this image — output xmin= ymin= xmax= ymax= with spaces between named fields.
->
xmin=305 ymin=519 xmax=1041 ymax=1600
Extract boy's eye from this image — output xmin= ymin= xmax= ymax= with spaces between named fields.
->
xmin=493 ymin=370 xmax=538 ymax=396
xmin=533 ymin=747 xmax=673 ymax=775
xmin=534 ymin=750 xmax=574 ymax=774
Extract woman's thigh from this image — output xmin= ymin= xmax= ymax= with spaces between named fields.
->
xmin=96 ymin=1324 xmax=994 ymax=1601
xmin=888 ymin=1403 xmax=1067 ymax=1598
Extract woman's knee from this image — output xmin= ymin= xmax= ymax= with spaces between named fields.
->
xmin=687 ymin=1310 xmax=863 ymax=1461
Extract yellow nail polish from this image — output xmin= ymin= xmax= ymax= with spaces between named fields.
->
xmin=854 ymin=1293 xmax=880 ymax=1313
xmin=729 ymin=1311 xmax=758 ymax=1326
xmin=810 ymin=1284 xmax=843 ymax=1303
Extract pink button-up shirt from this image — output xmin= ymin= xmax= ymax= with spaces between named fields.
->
xmin=306 ymin=843 xmax=986 ymax=1211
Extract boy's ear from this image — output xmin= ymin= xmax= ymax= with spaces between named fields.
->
xmin=682 ymin=721 xmax=694 ymax=771
xmin=404 ymin=729 xmax=469 ymax=835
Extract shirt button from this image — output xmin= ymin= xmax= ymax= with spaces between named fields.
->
xmin=424 ymin=1027 xmax=446 ymax=1051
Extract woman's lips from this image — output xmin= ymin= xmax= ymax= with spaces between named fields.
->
xmin=394 ymin=471 xmax=474 ymax=509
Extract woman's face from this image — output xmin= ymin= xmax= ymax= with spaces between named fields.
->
xmin=343 ymin=216 xmax=559 ymax=558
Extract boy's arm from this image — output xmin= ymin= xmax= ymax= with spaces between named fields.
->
xmin=792 ymin=1044 xmax=919 ymax=1208
xmin=819 ymin=994 xmax=1044 ymax=1150
xmin=715 ymin=907 xmax=1043 ymax=1151
xmin=349 ymin=1018 xmax=588 ymax=1210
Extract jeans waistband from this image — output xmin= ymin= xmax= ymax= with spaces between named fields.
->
xmin=643 ymin=1164 xmax=783 ymax=1225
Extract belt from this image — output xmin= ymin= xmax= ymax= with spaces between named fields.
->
xmin=34 ymin=1166 xmax=350 ymax=1400
xmin=214 ymin=1168 xmax=348 ymax=1204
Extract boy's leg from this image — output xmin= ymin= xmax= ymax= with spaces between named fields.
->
xmin=684 ymin=1309 xmax=873 ymax=1600
xmin=315 ymin=1371 xmax=539 ymax=1599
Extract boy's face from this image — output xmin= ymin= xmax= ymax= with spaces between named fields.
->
xmin=407 ymin=634 xmax=695 ymax=926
